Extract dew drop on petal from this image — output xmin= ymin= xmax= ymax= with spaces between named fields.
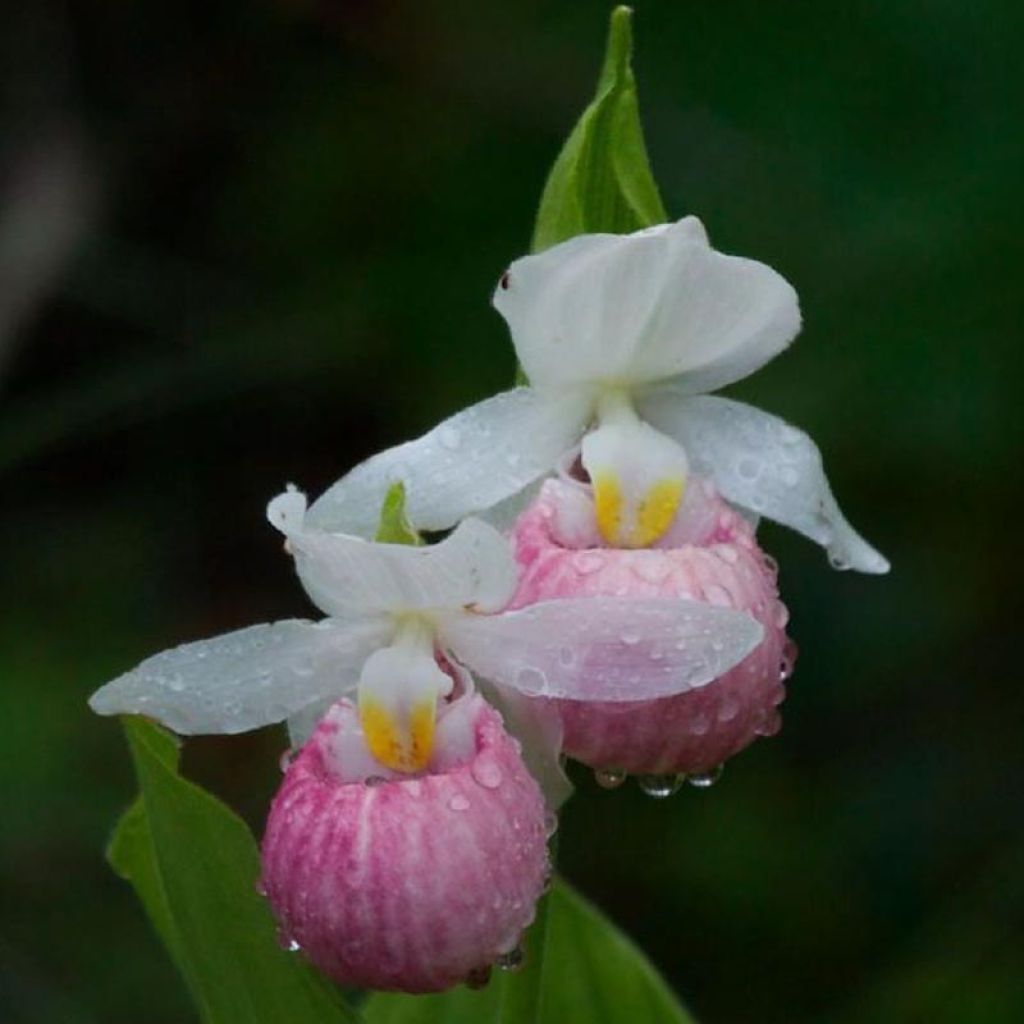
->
xmin=573 ymin=551 xmax=606 ymax=575
xmin=637 ymin=774 xmax=685 ymax=798
xmin=716 ymin=545 xmax=739 ymax=565
xmin=718 ymin=697 xmax=740 ymax=723
xmin=688 ymin=765 xmax=724 ymax=789
xmin=516 ymin=667 xmax=547 ymax=693
xmin=278 ymin=748 xmax=297 ymax=774
xmin=439 ymin=426 xmax=461 ymax=451
xmin=705 ymin=584 xmax=733 ymax=608
xmin=364 ymin=775 xmax=388 ymax=788
xmin=448 ymin=794 xmax=471 ymax=812
xmin=756 ymin=710 xmax=783 ymax=737
xmin=594 ymin=767 xmax=627 ymax=790
xmin=558 ymin=646 xmax=577 ymax=668
xmin=472 ymin=757 xmax=503 ymax=790
xmin=276 ymin=927 xmax=301 ymax=951
xmin=620 ymin=630 xmax=641 ymax=646
xmin=544 ymin=809 xmax=559 ymax=837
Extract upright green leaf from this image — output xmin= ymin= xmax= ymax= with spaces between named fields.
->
xmin=531 ymin=5 xmax=667 ymax=253
xmin=363 ymin=878 xmax=695 ymax=1024
xmin=108 ymin=717 xmax=360 ymax=1024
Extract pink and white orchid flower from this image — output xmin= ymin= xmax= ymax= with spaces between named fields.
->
xmin=307 ymin=217 xmax=888 ymax=574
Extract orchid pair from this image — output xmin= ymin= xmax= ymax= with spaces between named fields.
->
xmin=91 ymin=216 xmax=887 ymax=993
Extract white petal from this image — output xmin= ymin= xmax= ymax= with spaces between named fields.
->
xmin=438 ymin=598 xmax=764 ymax=702
xmin=640 ymin=391 xmax=890 ymax=574
xmin=305 ymin=387 xmax=591 ymax=537
xmin=88 ymin=618 xmax=393 ymax=735
xmin=493 ymin=216 xmax=800 ymax=390
xmin=268 ymin=493 xmax=520 ymax=616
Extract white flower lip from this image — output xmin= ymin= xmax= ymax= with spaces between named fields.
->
xmin=307 ymin=216 xmax=888 ymax=573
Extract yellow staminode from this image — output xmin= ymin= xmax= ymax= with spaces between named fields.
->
xmin=594 ymin=472 xmax=685 ymax=548
xmin=359 ymin=693 xmax=436 ymax=773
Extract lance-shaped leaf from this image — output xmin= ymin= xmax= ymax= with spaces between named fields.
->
xmin=531 ymin=5 xmax=667 ymax=254
xmin=107 ymin=717 xmax=359 ymax=1024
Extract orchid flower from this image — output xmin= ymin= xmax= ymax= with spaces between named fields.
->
xmin=89 ymin=487 xmax=764 ymax=778
xmin=306 ymin=217 xmax=888 ymax=573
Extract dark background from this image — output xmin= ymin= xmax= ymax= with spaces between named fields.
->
xmin=2 ymin=2 xmax=1021 ymax=1022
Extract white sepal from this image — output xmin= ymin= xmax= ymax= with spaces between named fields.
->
xmin=305 ymin=386 xmax=591 ymax=537
xmin=269 ymin=490 xmax=519 ymax=617
xmin=438 ymin=597 xmax=764 ymax=702
xmin=640 ymin=391 xmax=890 ymax=574
xmin=88 ymin=618 xmax=392 ymax=735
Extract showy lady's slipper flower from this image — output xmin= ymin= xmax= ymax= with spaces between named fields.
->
xmin=508 ymin=476 xmax=796 ymax=787
xmin=306 ymin=216 xmax=888 ymax=574
xmin=90 ymin=487 xmax=764 ymax=990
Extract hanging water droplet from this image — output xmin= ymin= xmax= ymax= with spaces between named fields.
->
xmin=448 ymin=794 xmax=471 ymax=812
xmin=364 ymin=775 xmax=388 ymax=787
xmin=465 ymin=965 xmax=492 ymax=989
xmin=278 ymin=748 xmax=297 ymax=773
xmin=637 ymin=774 xmax=684 ymax=798
xmin=496 ymin=945 xmax=525 ymax=972
xmin=718 ymin=697 xmax=740 ymax=723
xmin=276 ymin=927 xmax=301 ymax=951
xmin=828 ymin=551 xmax=851 ymax=571
xmin=775 ymin=602 xmax=790 ymax=629
xmin=755 ymin=710 xmax=783 ymax=737
xmin=688 ymin=765 xmax=723 ymax=789
xmin=594 ymin=767 xmax=627 ymax=789
xmin=254 ymin=878 xmax=268 ymax=897
xmin=544 ymin=809 xmax=559 ymax=837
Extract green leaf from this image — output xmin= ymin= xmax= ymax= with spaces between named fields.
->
xmin=363 ymin=878 xmax=695 ymax=1024
xmin=374 ymin=481 xmax=423 ymax=546
xmin=108 ymin=716 xmax=360 ymax=1024
xmin=531 ymin=5 xmax=667 ymax=254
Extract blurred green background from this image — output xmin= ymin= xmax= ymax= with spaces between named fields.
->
xmin=2 ymin=2 xmax=1021 ymax=1022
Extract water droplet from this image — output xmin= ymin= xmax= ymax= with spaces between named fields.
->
xmin=558 ymin=646 xmax=577 ymax=667
xmin=516 ymin=666 xmax=547 ymax=693
xmin=690 ymin=712 xmax=711 ymax=736
xmin=465 ymin=965 xmax=492 ymax=989
xmin=828 ymin=551 xmax=851 ymax=571
xmin=718 ymin=697 xmax=740 ymax=722
xmin=762 ymin=554 xmax=779 ymax=576
xmin=276 ymin=927 xmax=301 ymax=951
xmin=472 ymin=758 xmax=503 ymax=790
xmin=688 ymin=765 xmax=724 ymax=789
xmin=544 ymin=810 xmax=559 ymax=837
xmin=620 ymin=630 xmax=641 ymax=646
xmin=774 ymin=602 xmax=790 ymax=628
xmin=705 ymin=584 xmax=733 ymax=608
xmin=716 ymin=545 xmax=739 ymax=565
xmin=364 ymin=775 xmax=388 ymax=787
xmin=496 ymin=946 xmax=525 ymax=972
xmin=738 ymin=456 xmax=760 ymax=480
xmin=254 ymin=878 xmax=268 ymax=897
xmin=448 ymin=794 xmax=471 ymax=812
xmin=594 ymin=767 xmax=627 ymax=789
xmin=634 ymin=557 xmax=671 ymax=584
xmin=278 ymin=748 xmax=297 ymax=773
xmin=637 ymin=774 xmax=684 ymax=798
xmin=574 ymin=551 xmax=606 ymax=575
xmin=438 ymin=425 xmax=461 ymax=450
xmin=167 ymin=674 xmax=185 ymax=692
xmin=755 ymin=710 xmax=783 ymax=737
